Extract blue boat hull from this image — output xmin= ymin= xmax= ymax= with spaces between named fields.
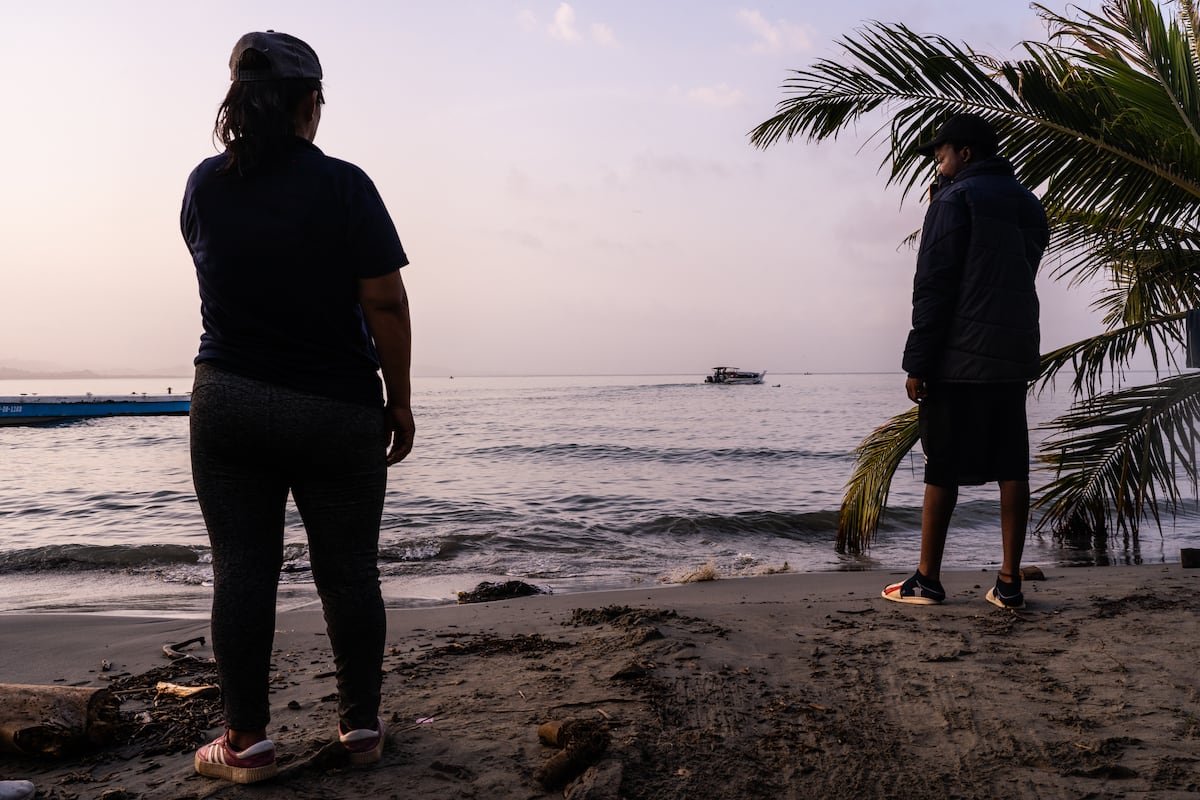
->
xmin=0 ymin=396 xmax=190 ymax=426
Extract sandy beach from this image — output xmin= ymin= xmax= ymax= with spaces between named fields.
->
xmin=2 ymin=565 xmax=1198 ymax=799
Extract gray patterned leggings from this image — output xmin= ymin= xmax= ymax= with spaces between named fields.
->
xmin=190 ymin=363 xmax=387 ymax=732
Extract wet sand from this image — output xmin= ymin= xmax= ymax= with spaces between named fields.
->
xmin=2 ymin=565 xmax=1198 ymax=799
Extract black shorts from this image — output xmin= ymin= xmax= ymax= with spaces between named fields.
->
xmin=918 ymin=382 xmax=1029 ymax=487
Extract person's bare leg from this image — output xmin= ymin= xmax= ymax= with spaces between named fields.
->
xmin=917 ymin=483 xmax=957 ymax=582
xmin=998 ymin=479 xmax=1029 ymax=582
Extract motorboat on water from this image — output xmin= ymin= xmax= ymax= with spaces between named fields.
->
xmin=703 ymin=367 xmax=766 ymax=385
xmin=0 ymin=393 xmax=190 ymax=425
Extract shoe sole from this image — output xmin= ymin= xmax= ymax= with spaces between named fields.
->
xmin=344 ymin=717 xmax=386 ymax=765
xmin=881 ymin=585 xmax=942 ymax=605
xmin=985 ymin=587 xmax=1025 ymax=610
xmin=348 ymin=739 xmax=384 ymax=765
xmin=194 ymin=755 xmax=278 ymax=784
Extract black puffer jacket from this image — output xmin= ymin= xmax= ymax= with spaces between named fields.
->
xmin=902 ymin=157 xmax=1048 ymax=383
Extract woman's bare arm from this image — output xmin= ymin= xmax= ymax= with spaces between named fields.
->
xmin=359 ymin=270 xmax=414 ymax=465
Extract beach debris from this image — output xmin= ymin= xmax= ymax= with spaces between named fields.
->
xmin=105 ymin=659 xmax=223 ymax=757
xmin=431 ymin=633 xmax=572 ymax=658
xmin=161 ymin=636 xmax=212 ymax=663
xmin=0 ymin=684 xmax=120 ymax=757
xmin=537 ymin=720 xmax=566 ymax=746
xmin=563 ymin=760 xmax=624 ymax=800
xmin=97 ymin=789 xmax=137 ymax=800
xmin=534 ymin=718 xmax=611 ymax=790
xmin=670 ymin=561 xmax=719 ymax=584
xmin=1020 ymin=565 xmax=1046 ymax=581
xmin=569 ymin=606 xmax=678 ymax=628
xmin=100 ymin=660 xmax=113 ymax=672
xmin=153 ymin=682 xmax=219 ymax=700
xmin=456 ymin=580 xmax=546 ymax=604
xmin=609 ymin=660 xmax=654 ymax=681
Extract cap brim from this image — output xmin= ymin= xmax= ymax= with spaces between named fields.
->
xmin=915 ymin=136 xmax=946 ymax=158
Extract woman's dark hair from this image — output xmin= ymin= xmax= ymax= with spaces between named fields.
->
xmin=214 ymin=49 xmax=324 ymax=175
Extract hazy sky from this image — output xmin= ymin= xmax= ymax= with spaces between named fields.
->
xmin=0 ymin=1 xmax=1109 ymax=376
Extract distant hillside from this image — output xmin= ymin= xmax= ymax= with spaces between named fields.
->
xmin=0 ymin=366 xmax=106 ymax=380
xmin=0 ymin=365 xmax=191 ymax=380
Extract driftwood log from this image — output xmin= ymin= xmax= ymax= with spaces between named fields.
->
xmin=0 ymin=684 xmax=120 ymax=757
xmin=534 ymin=718 xmax=611 ymax=789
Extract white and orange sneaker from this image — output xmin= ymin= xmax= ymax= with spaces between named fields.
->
xmin=881 ymin=571 xmax=947 ymax=605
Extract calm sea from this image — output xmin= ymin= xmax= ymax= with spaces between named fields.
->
xmin=1 ymin=373 xmax=1196 ymax=616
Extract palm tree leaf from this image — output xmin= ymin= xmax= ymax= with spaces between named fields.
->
xmin=1036 ymin=313 xmax=1186 ymax=397
xmin=750 ymin=4 xmax=1200 ymax=239
xmin=836 ymin=407 xmax=919 ymax=553
xmin=1047 ymin=214 xmax=1200 ymax=290
xmin=1035 ymin=373 xmax=1200 ymax=538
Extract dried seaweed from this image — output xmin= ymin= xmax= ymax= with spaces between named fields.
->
xmin=105 ymin=659 xmax=222 ymax=757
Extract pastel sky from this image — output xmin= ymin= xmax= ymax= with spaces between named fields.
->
xmin=0 ymin=1 xmax=1107 ymax=376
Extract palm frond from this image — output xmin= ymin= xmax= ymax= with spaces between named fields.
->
xmin=1012 ymin=2 xmax=1200 ymax=232
xmin=1037 ymin=217 xmax=1200 ymax=396
xmin=1035 ymin=373 xmax=1200 ymax=538
xmin=1181 ymin=0 xmax=1200 ymax=87
xmin=836 ymin=407 xmax=919 ymax=553
xmin=1036 ymin=313 xmax=1186 ymax=397
xmin=1036 ymin=0 xmax=1200 ymax=140
xmin=1092 ymin=253 xmax=1200 ymax=331
xmin=749 ymin=22 xmax=1023 ymax=203
xmin=751 ymin=3 xmax=1200 ymax=239
xmin=1047 ymin=213 xmax=1200 ymax=290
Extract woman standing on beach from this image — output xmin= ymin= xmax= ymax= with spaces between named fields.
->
xmin=180 ymin=31 xmax=414 ymax=784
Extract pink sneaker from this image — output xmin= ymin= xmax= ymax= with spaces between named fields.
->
xmin=194 ymin=733 xmax=278 ymax=783
xmin=339 ymin=716 xmax=386 ymax=765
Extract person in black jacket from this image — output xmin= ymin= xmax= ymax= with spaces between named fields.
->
xmin=881 ymin=113 xmax=1048 ymax=610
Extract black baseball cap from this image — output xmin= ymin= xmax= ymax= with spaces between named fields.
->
xmin=229 ymin=31 xmax=322 ymax=82
xmin=916 ymin=113 xmax=998 ymax=157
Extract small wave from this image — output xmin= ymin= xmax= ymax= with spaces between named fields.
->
xmin=0 ymin=543 xmax=204 ymax=573
xmin=381 ymin=503 xmax=526 ymax=532
xmin=469 ymin=442 xmax=843 ymax=464
xmin=627 ymin=502 xmax=1002 ymax=540
xmin=632 ymin=509 xmax=843 ymax=539
xmin=379 ymin=539 xmax=446 ymax=562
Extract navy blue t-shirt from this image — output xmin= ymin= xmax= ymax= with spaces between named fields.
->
xmin=181 ymin=137 xmax=408 ymax=406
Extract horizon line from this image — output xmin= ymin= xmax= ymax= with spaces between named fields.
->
xmin=2 ymin=368 xmax=1181 ymax=381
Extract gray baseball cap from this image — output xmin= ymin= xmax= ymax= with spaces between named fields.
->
xmin=229 ymin=31 xmax=322 ymax=82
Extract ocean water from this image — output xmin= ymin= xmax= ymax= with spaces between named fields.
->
xmin=1 ymin=373 xmax=1197 ymax=616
